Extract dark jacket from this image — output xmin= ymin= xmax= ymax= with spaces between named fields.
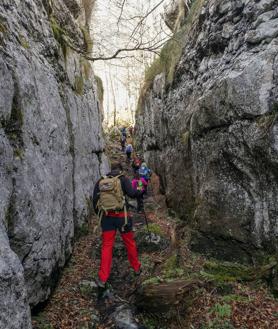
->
xmin=93 ymin=170 xmax=141 ymax=214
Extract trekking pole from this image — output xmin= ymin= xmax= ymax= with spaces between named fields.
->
xmin=142 ymin=208 xmax=151 ymax=239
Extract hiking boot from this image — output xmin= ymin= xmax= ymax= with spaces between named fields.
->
xmin=134 ymin=268 xmax=142 ymax=277
xmin=96 ymin=277 xmax=106 ymax=288
xmin=96 ymin=280 xmax=107 ymax=301
xmin=97 ymin=281 xmax=113 ymax=302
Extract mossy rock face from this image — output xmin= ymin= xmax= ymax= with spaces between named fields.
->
xmin=18 ymin=34 xmax=29 ymax=49
xmin=14 ymin=147 xmax=24 ymax=160
xmin=181 ymin=131 xmax=190 ymax=145
xmin=202 ymin=260 xmax=252 ymax=283
xmin=2 ymin=96 xmax=24 ymax=157
xmin=200 ymin=259 xmax=278 ymax=296
xmin=74 ymin=75 xmax=84 ymax=95
xmin=50 ymin=17 xmax=68 ymax=60
xmin=0 ymin=21 xmax=7 ymax=33
xmin=161 ymin=254 xmax=185 ymax=279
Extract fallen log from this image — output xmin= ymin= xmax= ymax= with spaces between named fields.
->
xmin=135 ymin=278 xmax=202 ymax=314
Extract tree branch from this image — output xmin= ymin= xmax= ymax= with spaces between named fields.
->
xmin=117 ymin=0 xmax=127 ymax=26
xmin=127 ymin=0 xmax=167 ymax=46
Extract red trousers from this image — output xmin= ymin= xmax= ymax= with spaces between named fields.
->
xmin=98 ymin=230 xmax=141 ymax=283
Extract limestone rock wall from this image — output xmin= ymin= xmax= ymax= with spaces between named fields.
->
xmin=0 ymin=0 xmax=108 ymax=327
xmin=136 ymin=0 xmax=278 ymax=264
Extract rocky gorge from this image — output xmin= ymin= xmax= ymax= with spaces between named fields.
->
xmin=135 ymin=0 xmax=278 ymax=264
xmin=0 ymin=0 xmax=108 ymax=328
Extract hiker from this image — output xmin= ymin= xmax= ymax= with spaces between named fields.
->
xmin=132 ymin=171 xmax=148 ymax=212
xmin=139 ymin=162 xmax=152 ymax=183
xmin=128 ymin=126 xmax=134 ymax=137
xmin=120 ymin=134 xmax=126 ymax=152
xmin=93 ymin=162 xmax=142 ymax=292
xmin=125 ymin=143 xmax=133 ymax=162
xmin=132 ymin=154 xmax=142 ymax=174
xmin=121 ymin=127 xmax=127 ymax=138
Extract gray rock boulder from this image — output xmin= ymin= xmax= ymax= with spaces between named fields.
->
xmin=136 ymin=0 xmax=278 ymax=263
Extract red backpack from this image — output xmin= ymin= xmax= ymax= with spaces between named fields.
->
xmin=134 ymin=158 xmax=141 ymax=167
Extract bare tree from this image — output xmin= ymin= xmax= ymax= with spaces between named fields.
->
xmin=90 ymin=0 xmax=182 ymax=125
xmin=90 ymin=0 xmax=171 ymax=61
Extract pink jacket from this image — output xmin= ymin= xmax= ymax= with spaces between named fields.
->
xmin=132 ymin=177 xmax=148 ymax=192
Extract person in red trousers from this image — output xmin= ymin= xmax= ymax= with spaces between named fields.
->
xmin=93 ymin=162 xmax=142 ymax=295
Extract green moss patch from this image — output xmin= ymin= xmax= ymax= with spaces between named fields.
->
xmin=143 ymin=223 xmax=163 ymax=236
xmin=201 ymin=261 xmax=252 ymax=283
xmin=142 ymin=276 xmax=164 ymax=286
xmin=220 ymin=294 xmax=250 ymax=303
xmin=74 ymin=75 xmax=84 ymax=95
xmin=162 ymin=254 xmax=185 ymax=278
xmin=18 ymin=34 xmax=29 ymax=49
xmin=0 ymin=21 xmax=7 ymax=34
xmin=50 ymin=17 xmax=68 ymax=60
xmin=14 ymin=148 xmax=24 ymax=160
xmin=256 ymin=103 xmax=278 ymax=131
xmin=181 ymin=131 xmax=190 ymax=145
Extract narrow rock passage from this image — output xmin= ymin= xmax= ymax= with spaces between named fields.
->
xmin=32 ymin=138 xmax=172 ymax=329
xmin=32 ymin=138 xmax=278 ymax=329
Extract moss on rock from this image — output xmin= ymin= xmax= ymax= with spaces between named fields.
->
xmin=50 ymin=17 xmax=68 ymax=60
xmin=202 ymin=260 xmax=252 ymax=283
xmin=74 ymin=75 xmax=84 ymax=95
xmin=18 ymin=34 xmax=29 ymax=49
xmin=0 ymin=21 xmax=7 ymax=34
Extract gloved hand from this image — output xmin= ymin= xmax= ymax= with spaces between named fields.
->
xmin=122 ymin=219 xmax=132 ymax=233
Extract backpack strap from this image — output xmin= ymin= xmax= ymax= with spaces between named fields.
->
xmin=124 ymin=204 xmax=128 ymax=223
xmin=97 ymin=174 xmax=127 ymax=231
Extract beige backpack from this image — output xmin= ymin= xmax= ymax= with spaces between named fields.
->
xmin=97 ymin=175 xmax=128 ymax=226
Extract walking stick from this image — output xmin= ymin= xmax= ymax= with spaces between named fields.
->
xmin=142 ymin=208 xmax=151 ymax=238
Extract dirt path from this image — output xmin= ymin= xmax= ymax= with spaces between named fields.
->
xmin=32 ymin=142 xmax=171 ymax=329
